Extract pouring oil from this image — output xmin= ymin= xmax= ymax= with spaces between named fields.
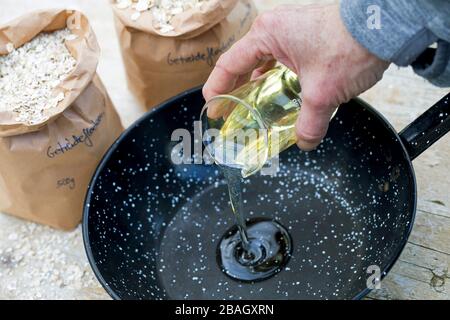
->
xmin=217 ymin=166 xmax=292 ymax=282
xmin=203 ymin=66 xmax=300 ymax=282
xmin=205 ymin=66 xmax=301 ymax=178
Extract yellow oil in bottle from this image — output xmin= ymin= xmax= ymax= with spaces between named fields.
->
xmin=208 ymin=66 xmax=301 ymax=177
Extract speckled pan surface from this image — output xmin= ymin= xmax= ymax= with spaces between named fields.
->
xmin=82 ymin=87 xmax=417 ymax=300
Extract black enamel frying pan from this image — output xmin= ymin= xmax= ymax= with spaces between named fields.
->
xmin=82 ymin=85 xmax=449 ymax=300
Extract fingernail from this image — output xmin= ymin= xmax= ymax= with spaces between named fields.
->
xmin=296 ymin=139 xmax=318 ymax=152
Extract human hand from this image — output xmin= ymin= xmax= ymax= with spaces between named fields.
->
xmin=203 ymin=4 xmax=390 ymax=151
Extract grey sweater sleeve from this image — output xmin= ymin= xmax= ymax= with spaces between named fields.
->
xmin=340 ymin=0 xmax=450 ymax=87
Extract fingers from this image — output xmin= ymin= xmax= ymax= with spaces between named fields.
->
xmin=202 ymin=30 xmax=271 ymax=102
xmin=205 ymin=73 xmax=251 ymax=120
xmin=206 ymin=99 xmax=232 ymax=119
xmin=295 ymin=95 xmax=336 ymax=151
xmin=251 ymin=59 xmax=277 ymax=80
xmin=235 ymin=73 xmax=252 ymax=90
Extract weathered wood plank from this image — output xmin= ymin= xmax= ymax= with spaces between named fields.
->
xmin=401 ymin=242 xmax=450 ymax=271
xmin=368 ymin=240 xmax=450 ymax=300
xmin=368 ymin=208 xmax=450 ymax=300
xmin=409 ymin=210 xmax=450 ymax=255
xmin=369 ymin=272 xmax=448 ymax=300
xmin=418 ymin=200 xmax=450 ymax=219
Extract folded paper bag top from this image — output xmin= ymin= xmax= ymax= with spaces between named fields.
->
xmin=111 ymin=0 xmax=257 ymax=109
xmin=111 ymin=0 xmax=239 ymax=38
xmin=0 ymin=9 xmax=123 ymax=230
xmin=0 ymin=9 xmax=100 ymax=137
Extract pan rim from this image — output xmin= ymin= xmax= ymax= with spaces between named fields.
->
xmin=82 ymin=87 xmax=417 ymax=301
xmin=348 ymin=97 xmax=417 ymax=300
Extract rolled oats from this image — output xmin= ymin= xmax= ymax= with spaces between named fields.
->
xmin=5 ymin=43 xmax=15 ymax=54
xmin=131 ymin=11 xmax=141 ymax=21
xmin=0 ymin=29 xmax=76 ymax=124
xmin=115 ymin=0 xmax=208 ymax=33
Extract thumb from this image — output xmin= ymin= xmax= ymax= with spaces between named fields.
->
xmin=295 ymin=94 xmax=336 ymax=151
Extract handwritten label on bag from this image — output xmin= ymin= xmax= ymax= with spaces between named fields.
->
xmin=57 ymin=177 xmax=76 ymax=190
xmin=166 ymin=1 xmax=253 ymax=68
xmin=167 ymin=35 xmax=236 ymax=67
xmin=47 ymin=112 xmax=104 ymax=158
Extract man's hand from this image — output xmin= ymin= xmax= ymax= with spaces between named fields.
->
xmin=203 ymin=4 xmax=390 ymax=151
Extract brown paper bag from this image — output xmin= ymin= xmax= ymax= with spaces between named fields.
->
xmin=112 ymin=0 xmax=257 ymax=109
xmin=0 ymin=9 xmax=124 ymax=230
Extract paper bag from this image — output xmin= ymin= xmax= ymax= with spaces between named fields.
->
xmin=0 ymin=9 xmax=124 ymax=230
xmin=112 ymin=0 xmax=257 ymax=109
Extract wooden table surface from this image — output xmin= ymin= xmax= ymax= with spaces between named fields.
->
xmin=0 ymin=0 xmax=448 ymax=300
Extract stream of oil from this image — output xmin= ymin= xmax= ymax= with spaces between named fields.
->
xmin=217 ymin=166 xmax=293 ymax=282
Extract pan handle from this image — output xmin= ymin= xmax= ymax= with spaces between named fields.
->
xmin=399 ymin=92 xmax=450 ymax=160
